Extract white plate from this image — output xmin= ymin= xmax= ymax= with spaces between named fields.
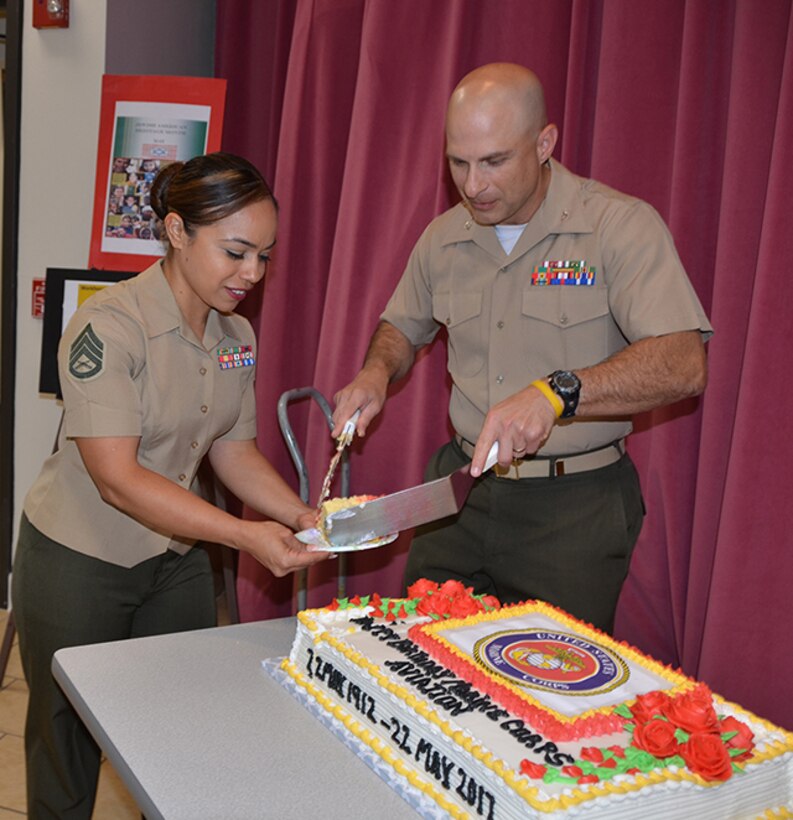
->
xmin=295 ymin=528 xmax=398 ymax=553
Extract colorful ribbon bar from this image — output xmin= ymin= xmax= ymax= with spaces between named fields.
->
xmin=531 ymin=260 xmax=596 ymax=286
xmin=217 ymin=345 xmax=255 ymax=369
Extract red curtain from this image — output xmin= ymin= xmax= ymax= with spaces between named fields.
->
xmin=216 ymin=0 xmax=793 ymax=730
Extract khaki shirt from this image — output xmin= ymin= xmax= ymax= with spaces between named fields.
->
xmin=381 ymin=160 xmax=713 ymax=454
xmin=24 ymin=262 xmax=258 ymax=567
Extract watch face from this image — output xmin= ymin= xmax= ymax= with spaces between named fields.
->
xmin=553 ymin=371 xmax=580 ymax=393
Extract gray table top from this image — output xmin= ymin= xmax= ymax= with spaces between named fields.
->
xmin=52 ymin=618 xmax=418 ymax=820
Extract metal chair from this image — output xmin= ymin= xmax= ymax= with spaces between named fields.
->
xmin=277 ymin=387 xmax=350 ymax=611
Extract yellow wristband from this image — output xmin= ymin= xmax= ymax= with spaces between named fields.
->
xmin=531 ymin=378 xmax=564 ymax=418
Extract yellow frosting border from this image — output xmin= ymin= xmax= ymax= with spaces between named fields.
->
xmin=288 ymin=606 xmax=793 ymax=814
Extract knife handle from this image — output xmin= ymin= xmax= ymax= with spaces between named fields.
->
xmin=484 ymin=442 xmax=499 ymax=472
xmin=338 ymin=409 xmax=362 ymax=445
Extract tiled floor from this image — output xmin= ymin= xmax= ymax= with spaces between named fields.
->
xmin=0 ymin=591 xmax=231 ymax=818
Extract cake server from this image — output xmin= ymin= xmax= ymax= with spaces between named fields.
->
xmin=323 ymin=443 xmax=499 ymax=546
xmin=315 ymin=409 xmax=361 ymax=511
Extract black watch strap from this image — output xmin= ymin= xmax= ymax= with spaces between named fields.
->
xmin=548 ymin=370 xmax=581 ymax=418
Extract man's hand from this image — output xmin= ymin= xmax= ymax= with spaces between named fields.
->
xmin=331 ymin=321 xmax=417 ymax=438
xmin=332 ymin=368 xmax=389 ymax=438
xmin=470 ymin=383 xmax=558 ymax=476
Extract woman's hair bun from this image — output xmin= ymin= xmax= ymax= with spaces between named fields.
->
xmin=149 ymin=162 xmax=184 ymax=220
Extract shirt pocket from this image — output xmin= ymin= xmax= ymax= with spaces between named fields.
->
xmin=432 ymin=290 xmax=485 ymax=378
xmin=521 ymin=287 xmax=612 ymax=366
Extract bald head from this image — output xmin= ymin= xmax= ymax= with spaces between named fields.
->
xmin=444 ymin=64 xmax=557 ymax=226
xmin=447 ymin=63 xmax=548 ymax=140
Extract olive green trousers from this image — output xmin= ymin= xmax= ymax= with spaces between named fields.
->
xmin=405 ymin=438 xmax=645 ymax=633
xmin=12 ymin=515 xmax=216 ymax=820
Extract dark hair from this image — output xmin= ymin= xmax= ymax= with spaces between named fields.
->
xmin=150 ymin=152 xmax=276 ymax=236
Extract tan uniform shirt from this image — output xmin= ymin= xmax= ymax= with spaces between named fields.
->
xmin=24 ymin=262 xmax=258 ymax=567
xmin=382 ymin=160 xmax=713 ymax=454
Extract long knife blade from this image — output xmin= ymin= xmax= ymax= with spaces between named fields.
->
xmin=324 ymin=443 xmax=499 ymax=546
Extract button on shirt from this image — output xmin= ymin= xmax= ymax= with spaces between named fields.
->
xmin=381 ymin=160 xmax=713 ymax=454
xmin=24 ymin=262 xmax=258 ymax=567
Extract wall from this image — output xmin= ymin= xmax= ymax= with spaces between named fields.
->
xmin=14 ymin=2 xmax=108 ymax=555
xmin=12 ymin=0 xmax=214 ymax=586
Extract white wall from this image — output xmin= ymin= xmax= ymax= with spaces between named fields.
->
xmin=11 ymin=1 xmax=215 ymax=581
xmin=14 ymin=3 xmax=108 ymax=546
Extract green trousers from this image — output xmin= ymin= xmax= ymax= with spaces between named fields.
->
xmin=12 ymin=515 xmax=216 ymax=820
xmin=405 ymin=439 xmax=645 ymax=633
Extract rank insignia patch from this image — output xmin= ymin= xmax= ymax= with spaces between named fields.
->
xmin=68 ymin=323 xmax=105 ymax=380
xmin=531 ymin=260 xmax=596 ymax=286
xmin=217 ymin=345 xmax=255 ymax=370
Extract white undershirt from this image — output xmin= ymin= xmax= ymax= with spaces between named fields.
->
xmin=494 ymin=223 xmax=528 ymax=255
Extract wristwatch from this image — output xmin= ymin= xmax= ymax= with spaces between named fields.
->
xmin=548 ymin=370 xmax=581 ymax=418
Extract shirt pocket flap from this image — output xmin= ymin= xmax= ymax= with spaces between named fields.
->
xmin=433 ymin=290 xmax=483 ymax=328
xmin=522 ymin=287 xmax=609 ymax=328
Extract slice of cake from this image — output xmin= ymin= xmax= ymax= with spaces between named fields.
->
xmin=280 ymin=579 xmax=793 ymax=819
xmin=318 ymin=494 xmax=379 ymax=546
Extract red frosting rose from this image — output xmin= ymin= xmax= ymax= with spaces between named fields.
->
xmin=630 ymin=690 xmax=672 ymax=724
xmin=449 ymin=594 xmax=483 ymax=618
xmin=631 ymin=717 xmax=680 ymax=759
xmin=662 ymin=689 xmax=720 ymax=734
xmin=480 ymin=594 xmax=501 ymax=610
xmin=416 ymin=594 xmax=451 ymax=619
xmin=407 ymin=579 xmax=440 ymax=598
xmin=679 ymin=731 xmax=734 ymax=781
xmin=720 ymin=715 xmax=755 ymax=762
xmin=437 ymin=579 xmax=469 ymax=598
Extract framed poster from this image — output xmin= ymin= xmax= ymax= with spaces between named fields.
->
xmin=88 ymin=75 xmax=226 ymax=272
xmin=39 ymin=268 xmax=136 ymax=397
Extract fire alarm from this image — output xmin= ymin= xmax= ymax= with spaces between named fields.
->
xmin=33 ymin=0 xmax=70 ymax=29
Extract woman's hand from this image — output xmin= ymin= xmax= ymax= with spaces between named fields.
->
xmin=240 ymin=520 xmax=331 ymax=576
xmin=297 ymin=508 xmax=319 ymax=532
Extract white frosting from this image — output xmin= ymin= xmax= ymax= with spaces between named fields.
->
xmin=281 ymin=606 xmax=793 ymax=819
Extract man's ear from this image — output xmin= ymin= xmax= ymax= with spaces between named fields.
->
xmin=164 ymin=212 xmax=186 ymax=248
xmin=537 ymin=124 xmax=559 ymax=164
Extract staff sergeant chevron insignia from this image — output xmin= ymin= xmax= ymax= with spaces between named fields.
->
xmin=69 ymin=323 xmax=105 ymax=380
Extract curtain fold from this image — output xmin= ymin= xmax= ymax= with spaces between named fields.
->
xmin=216 ymin=0 xmax=793 ymax=729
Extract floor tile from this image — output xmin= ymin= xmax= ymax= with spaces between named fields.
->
xmin=0 ymin=733 xmax=26 ymax=813
xmin=0 ymin=680 xmax=26 ymax=736
xmin=94 ymin=761 xmax=140 ymax=819
xmin=4 ymin=643 xmax=23 ymax=683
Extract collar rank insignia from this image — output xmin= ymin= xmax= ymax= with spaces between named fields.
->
xmin=531 ymin=260 xmax=596 ymax=286
xmin=217 ymin=345 xmax=255 ymax=370
xmin=68 ymin=323 xmax=105 ymax=380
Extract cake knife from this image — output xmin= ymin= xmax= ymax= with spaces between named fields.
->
xmin=315 ymin=410 xmax=361 ymax=511
xmin=323 ymin=443 xmax=499 ymax=546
